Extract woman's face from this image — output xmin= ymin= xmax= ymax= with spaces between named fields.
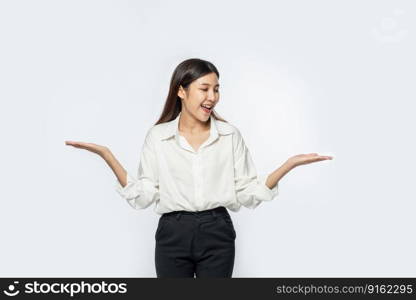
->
xmin=178 ymin=72 xmax=220 ymax=122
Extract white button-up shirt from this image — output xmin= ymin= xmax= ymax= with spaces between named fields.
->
xmin=115 ymin=112 xmax=279 ymax=214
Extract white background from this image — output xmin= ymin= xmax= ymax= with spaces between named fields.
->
xmin=0 ymin=0 xmax=414 ymax=277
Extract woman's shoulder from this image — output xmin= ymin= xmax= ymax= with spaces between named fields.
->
xmin=145 ymin=121 xmax=174 ymax=142
xmin=216 ymin=120 xmax=244 ymax=140
xmin=215 ymin=119 xmax=240 ymax=136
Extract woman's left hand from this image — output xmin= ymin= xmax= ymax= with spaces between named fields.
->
xmin=286 ymin=153 xmax=333 ymax=169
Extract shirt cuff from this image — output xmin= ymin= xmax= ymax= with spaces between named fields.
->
xmin=258 ymin=174 xmax=279 ymax=200
xmin=114 ymin=173 xmax=137 ymax=199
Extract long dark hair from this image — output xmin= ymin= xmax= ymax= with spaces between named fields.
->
xmin=154 ymin=58 xmax=227 ymax=125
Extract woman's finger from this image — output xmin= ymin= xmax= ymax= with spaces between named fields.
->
xmin=65 ymin=140 xmax=107 ymax=156
xmin=66 ymin=141 xmax=83 ymax=147
xmin=298 ymin=156 xmax=332 ymax=165
xmin=311 ymin=156 xmax=332 ymax=163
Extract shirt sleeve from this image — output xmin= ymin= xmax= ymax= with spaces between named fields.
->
xmin=114 ymin=129 xmax=160 ymax=210
xmin=233 ymin=128 xmax=279 ymax=209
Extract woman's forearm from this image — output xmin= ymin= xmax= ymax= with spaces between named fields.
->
xmin=102 ymin=150 xmax=128 ymax=187
xmin=265 ymin=161 xmax=294 ymax=190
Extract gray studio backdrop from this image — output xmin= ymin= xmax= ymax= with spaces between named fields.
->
xmin=0 ymin=0 xmax=414 ymax=277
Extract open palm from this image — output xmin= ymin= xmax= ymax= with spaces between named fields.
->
xmin=65 ymin=141 xmax=108 ymax=156
xmin=287 ymin=153 xmax=333 ymax=168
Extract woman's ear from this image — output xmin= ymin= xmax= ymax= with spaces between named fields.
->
xmin=177 ymin=85 xmax=186 ymax=100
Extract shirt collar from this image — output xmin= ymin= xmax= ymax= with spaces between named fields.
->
xmin=160 ymin=111 xmax=233 ymax=141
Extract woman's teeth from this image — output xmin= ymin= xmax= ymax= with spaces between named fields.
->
xmin=201 ymin=105 xmax=212 ymax=113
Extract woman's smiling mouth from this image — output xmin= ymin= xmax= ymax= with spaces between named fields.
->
xmin=200 ymin=104 xmax=213 ymax=114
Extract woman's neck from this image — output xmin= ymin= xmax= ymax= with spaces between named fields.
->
xmin=178 ymin=110 xmax=210 ymax=134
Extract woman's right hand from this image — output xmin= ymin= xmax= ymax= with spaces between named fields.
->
xmin=66 ymin=140 xmax=127 ymax=187
xmin=65 ymin=141 xmax=109 ymax=157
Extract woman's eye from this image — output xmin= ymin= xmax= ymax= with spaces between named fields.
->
xmin=200 ymin=89 xmax=219 ymax=92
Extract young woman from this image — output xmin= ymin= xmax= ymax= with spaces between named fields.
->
xmin=65 ymin=58 xmax=333 ymax=278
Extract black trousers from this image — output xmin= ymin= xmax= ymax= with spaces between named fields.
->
xmin=155 ymin=206 xmax=236 ymax=278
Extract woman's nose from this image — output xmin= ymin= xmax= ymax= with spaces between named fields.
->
xmin=207 ymin=90 xmax=217 ymax=101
